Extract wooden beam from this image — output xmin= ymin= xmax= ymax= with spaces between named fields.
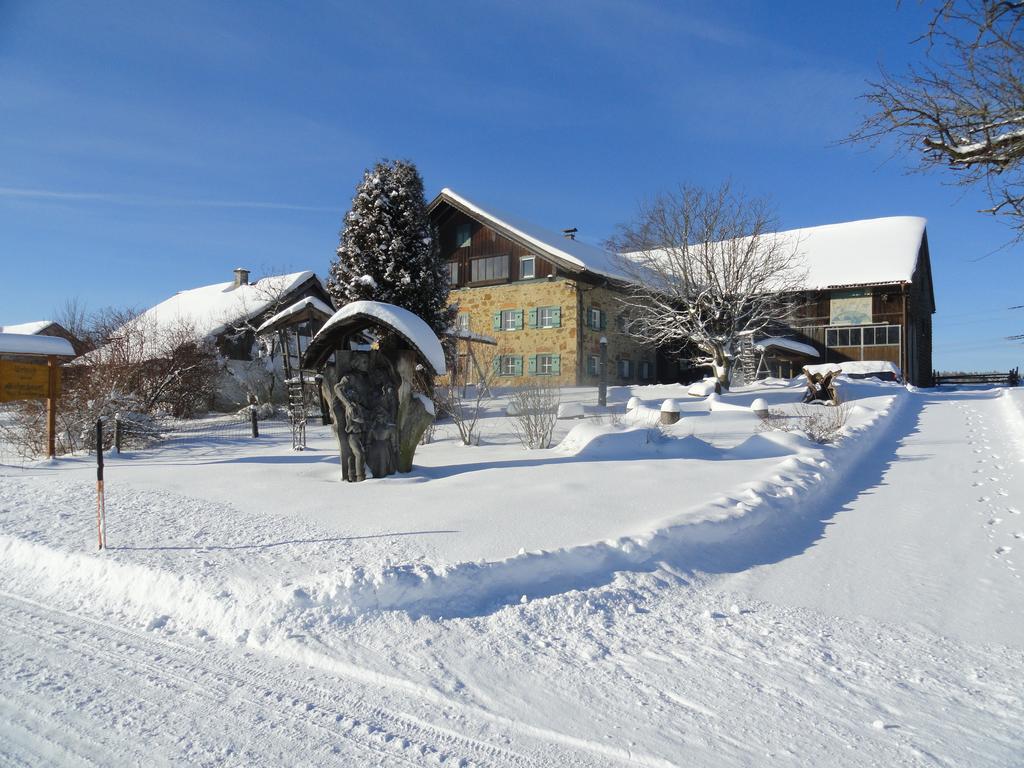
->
xmin=46 ymin=355 xmax=57 ymax=458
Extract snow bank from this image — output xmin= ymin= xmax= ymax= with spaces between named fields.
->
xmin=0 ymin=382 xmax=911 ymax=636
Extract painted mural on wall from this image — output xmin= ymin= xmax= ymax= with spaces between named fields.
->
xmin=829 ymin=289 xmax=872 ymax=326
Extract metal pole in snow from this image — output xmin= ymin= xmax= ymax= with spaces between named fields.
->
xmin=598 ymin=336 xmax=608 ymax=408
xmin=96 ymin=418 xmax=106 ymax=550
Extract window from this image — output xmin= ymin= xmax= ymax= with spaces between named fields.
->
xmin=492 ymin=309 xmax=523 ymax=331
xmin=639 ymin=361 xmax=652 ymax=380
xmin=588 ymin=355 xmax=600 ymax=376
xmin=495 ymin=355 xmax=522 ymax=377
xmin=456 ymin=222 xmax=472 ymax=249
xmin=529 ymin=353 xmax=560 ymax=376
xmin=826 ymin=324 xmax=900 ymax=348
xmin=448 ymin=262 xmax=459 ymax=286
xmin=618 ymin=359 xmax=632 ymax=378
xmin=588 ymin=307 xmax=604 ymax=330
xmin=520 ymin=255 xmax=536 ymax=280
xmin=457 ymin=312 xmax=470 ymax=332
xmin=538 ymin=306 xmax=560 ymax=328
xmin=471 ymin=254 xmax=509 ymax=283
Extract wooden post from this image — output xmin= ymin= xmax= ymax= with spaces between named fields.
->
xmin=114 ymin=413 xmax=122 ymax=454
xmin=46 ymin=355 xmax=57 ymax=458
xmin=250 ymin=405 xmax=259 ymax=438
xmin=598 ymin=336 xmax=608 ymax=407
xmin=96 ymin=418 xmax=106 ymax=550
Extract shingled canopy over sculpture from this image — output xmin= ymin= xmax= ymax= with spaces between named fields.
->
xmin=303 ymin=301 xmax=445 ymax=482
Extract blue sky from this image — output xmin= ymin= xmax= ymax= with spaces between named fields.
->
xmin=1 ymin=0 xmax=1020 ymax=372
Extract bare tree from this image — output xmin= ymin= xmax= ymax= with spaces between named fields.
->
xmin=433 ymin=342 xmax=501 ymax=446
xmin=508 ymin=380 xmax=560 ymax=449
xmin=608 ymin=183 xmax=806 ymax=387
xmin=849 ymin=0 xmax=1024 ymax=238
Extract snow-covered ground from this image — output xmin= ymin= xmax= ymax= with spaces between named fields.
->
xmin=1 ymin=381 xmax=1022 ymax=766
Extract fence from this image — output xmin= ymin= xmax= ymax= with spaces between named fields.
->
xmin=932 ymin=367 xmax=1020 ymax=387
xmin=0 ymin=403 xmax=311 ymax=466
xmin=112 ymin=409 xmax=296 ymax=449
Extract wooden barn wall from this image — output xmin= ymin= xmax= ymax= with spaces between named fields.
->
xmin=435 ymin=207 xmax=556 ymax=287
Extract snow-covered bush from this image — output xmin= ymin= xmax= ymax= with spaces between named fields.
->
xmin=758 ymin=403 xmax=850 ymax=444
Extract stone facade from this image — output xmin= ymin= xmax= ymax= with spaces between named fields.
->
xmin=577 ymin=285 xmax=657 ymax=386
xmin=449 ymin=278 xmax=579 ymax=386
xmin=448 ymin=279 xmax=656 ymax=387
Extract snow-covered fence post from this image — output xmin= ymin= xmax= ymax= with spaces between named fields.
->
xmin=114 ymin=413 xmax=122 ymax=454
xmin=660 ymin=399 xmax=680 ymax=425
xmin=250 ymin=404 xmax=259 ymax=438
xmin=598 ymin=336 xmax=608 ymax=407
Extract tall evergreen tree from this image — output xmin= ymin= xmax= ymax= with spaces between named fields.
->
xmin=327 ymin=159 xmax=454 ymax=336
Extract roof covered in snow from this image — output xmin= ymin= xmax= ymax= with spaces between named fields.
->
xmin=622 ymin=216 xmax=929 ymax=291
xmin=0 ymin=332 xmax=76 ymax=357
xmin=430 ymin=188 xmax=627 ymax=280
xmin=774 ymin=216 xmax=927 ymax=290
xmin=755 ymin=336 xmax=819 ymax=358
xmin=0 ymin=321 xmax=57 ymax=336
xmin=256 ymin=296 xmax=336 ymax=335
xmin=136 ymin=271 xmax=317 ymax=340
xmin=305 ymin=301 xmax=447 ymax=376
xmin=431 ymin=190 xmax=928 ymax=292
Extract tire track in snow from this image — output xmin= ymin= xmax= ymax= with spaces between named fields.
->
xmin=0 ymin=591 xmax=546 ymax=767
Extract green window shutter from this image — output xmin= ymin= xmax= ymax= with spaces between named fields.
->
xmin=513 ymin=356 xmax=523 ymax=376
xmin=551 ymin=306 xmax=561 ymax=328
xmin=551 ymin=354 xmax=561 ymax=375
xmin=528 ymin=355 xmax=537 ymax=375
xmin=492 ymin=311 xmax=502 ymax=331
xmin=599 ymin=310 xmax=608 ymax=331
xmin=527 ymin=308 xmax=538 ymax=328
xmin=493 ymin=355 xmax=502 ymax=375
xmin=514 ymin=309 xmax=524 ymax=330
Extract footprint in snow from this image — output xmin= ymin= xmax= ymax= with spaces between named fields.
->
xmin=996 ymin=546 xmax=1011 ymax=554
xmin=997 ymin=489 xmax=1010 ymax=497
xmin=1009 ymin=508 xmax=1021 ymax=515
xmin=988 ymin=518 xmax=1003 ymax=525
xmin=973 ymin=481 xmax=985 ymax=487
xmin=979 ymin=496 xmax=992 ymax=503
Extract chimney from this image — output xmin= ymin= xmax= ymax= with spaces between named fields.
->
xmin=233 ymin=267 xmax=250 ymax=288
xmin=562 ymin=228 xmax=578 ymax=241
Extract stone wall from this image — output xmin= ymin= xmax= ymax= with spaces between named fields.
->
xmin=448 ymin=278 xmax=580 ymax=386
xmin=577 ymin=284 xmax=657 ymax=386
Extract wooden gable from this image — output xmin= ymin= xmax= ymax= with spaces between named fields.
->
xmin=432 ymin=202 xmax=558 ymax=288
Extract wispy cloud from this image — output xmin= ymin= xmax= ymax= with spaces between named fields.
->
xmin=0 ymin=186 xmax=336 ymax=212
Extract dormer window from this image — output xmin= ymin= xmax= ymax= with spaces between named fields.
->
xmin=520 ymin=255 xmax=536 ymax=280
xmin=456 ymin=222 xmax=472 ymax=249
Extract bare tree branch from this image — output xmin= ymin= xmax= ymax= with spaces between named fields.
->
xmin=608 ymin=182 xmax=806 ymax=387
xmin=848 ymin=0 xmax=1024 ymax=238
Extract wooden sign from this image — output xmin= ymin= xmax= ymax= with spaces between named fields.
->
xmin=0 ymin=359 xmax=61 ymax=402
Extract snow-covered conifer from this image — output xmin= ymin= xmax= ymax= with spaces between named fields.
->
xmin=327 ymin=160 xmax=454 ymax=335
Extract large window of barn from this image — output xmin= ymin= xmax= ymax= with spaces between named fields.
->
xmin=471 ymin=254 xmax=509 ymax=283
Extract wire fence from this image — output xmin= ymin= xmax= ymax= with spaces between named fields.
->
xmin=0 ymin=403 xmax=311 ymax=466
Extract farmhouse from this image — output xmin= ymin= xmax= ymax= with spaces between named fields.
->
xmin=116 ymin=268 xmax=333 ymax=409
xmin=431 ymin=189 xmax=936 ymax=388
xmin=753 ymin=216 xmax=935 ymax=387
xmin=430 ymin=188 xmax=655 ymax=387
